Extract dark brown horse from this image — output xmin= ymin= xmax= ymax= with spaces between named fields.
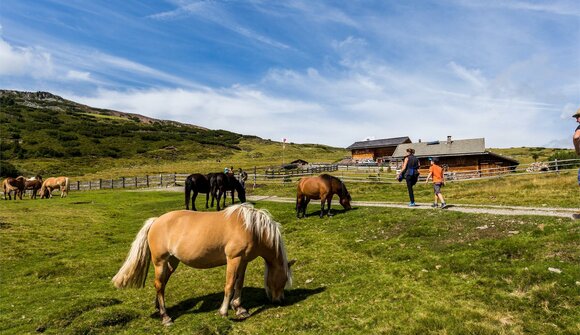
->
xmin=184 ymin=173 xmax=214 ymax=211
xmin=296 ymin=174 xmax=352 ymax=218
xmin=210 ymin=173 xmax=247 ymax=211
xmin=2 ymin=176 xmax=26 ymax=200
xmin=25 ymin=175 xmax=43 ymax=199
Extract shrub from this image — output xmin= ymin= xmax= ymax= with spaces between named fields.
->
xmin=0 ymin=160 xmax=20 ymax=177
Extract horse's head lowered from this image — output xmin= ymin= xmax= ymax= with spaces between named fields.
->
xmin=339 ymin=181 xmax=352 ymax=210
xmin=265 ymin=257 xmax=295 ymax=304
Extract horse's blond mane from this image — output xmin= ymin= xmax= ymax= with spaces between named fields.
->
xmin=224 ymin=203 xmax=292 ymax=288
xmin=224 ymin=203 xmax=281 ymax=253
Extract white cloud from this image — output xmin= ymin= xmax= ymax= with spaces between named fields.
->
xmin=448 ymin=61 xmax=487 ymax=89
xmin=66 ymin=70 xmax=92 ymax=81
xmin=0 ymin=38 xmax=53 ymax=77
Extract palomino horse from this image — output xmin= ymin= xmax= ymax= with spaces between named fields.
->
xmin=296 ymin=173 xmax=352 ymax=218
xmin=25 ymin=175 xmax=43 ymax=199
xmin=112 ymin=203 xmax=294 ymax=326
xmin=210 ymin=173 xmax=247 ymax=211
xmin=2 ymin=176 xmax=26 ymax=200
xmin=184 ymin=173 xmax=215 ymax=211
xmin=40 ymin=176 xmax=70 ymax=198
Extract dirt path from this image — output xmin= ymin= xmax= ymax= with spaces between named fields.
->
xmin=146 ymin=187 xmax=579 ymax=219
xmin=247 ymin=195 xmax=578 ymax=219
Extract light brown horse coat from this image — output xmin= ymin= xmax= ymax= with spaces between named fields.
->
xmin=40 ymin=176 xmax=69 ymax=198
xmin=2 ymin=176 xmax=26 ymax=200
xmin=112 ymin=203 xmax=294 ymax=326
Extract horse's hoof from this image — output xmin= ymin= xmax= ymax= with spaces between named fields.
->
xmin=236 ymin=309 xmax=250 ymax=319
xmin=161 ymin=317 xmax=173 ymax=326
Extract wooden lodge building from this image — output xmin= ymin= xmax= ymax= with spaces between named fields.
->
xmin=347 ymin=137 xmax=412 ymax=163
xmin=391 ymin=136 xmax=519 ymax=175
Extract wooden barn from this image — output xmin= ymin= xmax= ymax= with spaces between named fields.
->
xmin=347 ymin=137 xmax=412 ymax=163
xmin=391 ymin=136 xmax=519 ymax=176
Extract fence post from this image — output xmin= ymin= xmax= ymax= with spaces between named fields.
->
xmin=111 ymin=179 xmax=114 ymax=189
xmin=555 ymin=159 xmax=558 ymax=172
xmin=99 ymin=179 xmax=102 ymax=190
xmin=146 ymin=175 xmax=149 ymax=188
xmin=77 ymin=180 xmax=80 ymax=191
xmin=135 ymin=177 xmax=138 ymax=188
xmin=122 ymin=177 xmax=125 ymax=188
xmin=160 ymin=174 xmax=163 ymax=187
xmin=174 ymin=173 xmax=177 ymax=186
xmin=253 ymin=166 xmax=257 ymax=190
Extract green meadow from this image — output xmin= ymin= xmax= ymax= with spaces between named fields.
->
xmin=1 ymin=188 xmax=579 ymax=334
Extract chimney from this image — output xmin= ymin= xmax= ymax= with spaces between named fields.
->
xmin=447 ymin=136 xmax=452 ymax=144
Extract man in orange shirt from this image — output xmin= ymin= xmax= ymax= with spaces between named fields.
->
xmin=425 ymin=157 xmax=447 ymax=208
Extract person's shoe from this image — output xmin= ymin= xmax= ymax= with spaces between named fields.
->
xmin=431 ymin=203 xmax=438 ymax=208
xmin=441 ymin=202 xmax=447 ymax=209
xmin=409 ymin=202 xmax=417 ymax=207
xmin=573 ymin=213 xmax=580 ymax=220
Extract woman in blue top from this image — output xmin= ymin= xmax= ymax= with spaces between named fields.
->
xmin=399 ymin=148 xmax=420 ymax=206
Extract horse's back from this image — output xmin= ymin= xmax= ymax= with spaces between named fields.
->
xmin=148 ymin=210 xmax=253 ymax=268
xmin=297 ymin=176 xmax=328 ymax=199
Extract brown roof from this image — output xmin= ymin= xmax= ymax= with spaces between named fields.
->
xmin=347 ymin=136 xmax=411 ymax=150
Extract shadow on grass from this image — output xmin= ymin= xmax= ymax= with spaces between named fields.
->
xmin=160 ymin=286 xmax=325 ymax=321
xmin=304 ymin=207 xmax=359 ymax=218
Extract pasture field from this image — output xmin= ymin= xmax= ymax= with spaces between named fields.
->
xmin=1 ymin=189 xmax=579 ymax=334
xmin=250 ymin=170 xmax=580 ymax=208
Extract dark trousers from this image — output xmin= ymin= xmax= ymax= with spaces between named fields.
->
xmin=405 ymin=175 xmax=418 ymax=203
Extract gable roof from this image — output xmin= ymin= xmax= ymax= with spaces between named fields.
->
xmin=347 ymin=136 xmax=411 ymax=150
xmin=392 ymin=138 xmax=485 ymax=157
xmin=391 ymin=137 xmax=519 ymax=164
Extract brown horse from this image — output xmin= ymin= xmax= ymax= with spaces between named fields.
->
xmin=2 ymin=176 xmax=26 ymax=200
xmin=112 ymin=203 xmax=294 ymax=326
xmin=25 ymin=175 xmax=43 ymax=199
xmin=40 ymin=176 xmax=70 ymax=198
xmin=296 ymin=174 xmax=352 ymax=218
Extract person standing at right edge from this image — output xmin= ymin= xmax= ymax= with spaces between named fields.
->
xmin=573 ymin=109 xmax=580 ymax=219
xmin=399 ymin=148 xmax=420 ymax=207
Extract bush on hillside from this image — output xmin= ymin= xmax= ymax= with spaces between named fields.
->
xmin=0 ymin=160 xmax=20 ymax=178
xmin=548 ymin=150 xmax=580 ymax=169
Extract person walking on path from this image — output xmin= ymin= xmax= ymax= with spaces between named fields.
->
xmin=425 ymin=157 xmax=447 ymax=208
xmin=398 ymin=148 xmax=420 ymax=206
xmin=573 ymin=109 xmax=580 ymax=219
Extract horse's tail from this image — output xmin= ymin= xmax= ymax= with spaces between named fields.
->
xmin=184 ymin=176 xmax=193 ymax=209
xmin=63 ymin=177 xmax=70 ymax=197
xmin=112 ymin=217 xmax=156 ymax=289
xmin=39 ymin=181 xmax=47 ymax=199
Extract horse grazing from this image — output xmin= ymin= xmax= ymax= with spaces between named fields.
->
xmin=296 ymin=173 xmax=352 ymax=218
xmin=2 ymin=176 xmax=26 ymax=200
xmin=184 ymin=173 xmax=215 ymax=211
xmin=112 ymin=203 xmax=294 ymax=326
xmin=25 ymin=175 xmax=43 ymax=199
xmin=40 ymin=176 xmax=70 ymax=199
xmin=210 ymin=173 xmax=247 ymax=211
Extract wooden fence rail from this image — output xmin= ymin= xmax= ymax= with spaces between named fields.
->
xmin=60 ymin=159 xmax=579 ymax=192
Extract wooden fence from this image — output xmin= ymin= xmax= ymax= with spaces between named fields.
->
xmin=62 ymin=159 xmax=579 ymax=192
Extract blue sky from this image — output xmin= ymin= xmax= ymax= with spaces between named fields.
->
xmin=1 ymin=0 xmax=579 ymax=148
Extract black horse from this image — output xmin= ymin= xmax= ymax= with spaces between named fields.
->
xmin=210 ymin=173 xmax=246 ymax=211
xmin=184 ymin=173 xmax=214 ymax=211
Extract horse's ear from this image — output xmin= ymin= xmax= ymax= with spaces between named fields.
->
xmin=288 ymin=259 xmax=297 ymax=268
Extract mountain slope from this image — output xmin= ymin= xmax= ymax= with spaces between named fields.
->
xmin=0 ymin=90 xmax=250 ymax=160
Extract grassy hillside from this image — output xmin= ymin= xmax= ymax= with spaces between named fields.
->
xmin=490 ymin=147 xmax=575 ymax=165
xmin=0 ymin=90 xmax=347 ymax=177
